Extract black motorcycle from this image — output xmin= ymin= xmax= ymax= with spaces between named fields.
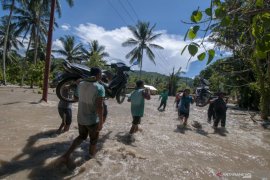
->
xmin=55 ymin=60 xmax=132 ymax=104
xmin=195 ymin=78 xmax=212 ymax=107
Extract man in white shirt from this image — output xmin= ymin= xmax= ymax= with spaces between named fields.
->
xmin=61 ymin=67 xmax=105 ymax=161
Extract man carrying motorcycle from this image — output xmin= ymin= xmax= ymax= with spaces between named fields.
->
xmin=61 ymin=67 xmax=105 ymax=161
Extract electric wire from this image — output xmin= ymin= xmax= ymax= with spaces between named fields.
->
xmin=126 ymin=0 xmax=140 ymax=20
xmin=107 ymin=0 xmax=170 ymax=74
xmin=118 ymin=0 xmax=136 ymax=24
xmin=107 ymin=0 xmax=128 ymax=25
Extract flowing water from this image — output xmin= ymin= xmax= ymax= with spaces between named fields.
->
xmin=0 ymin=87 xmax=269 ymax=179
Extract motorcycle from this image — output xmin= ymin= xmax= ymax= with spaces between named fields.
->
xmin=55 ymin=60 xmax=133 ymax=104
xmin=195 ymin=78 xmax=212 ymax=107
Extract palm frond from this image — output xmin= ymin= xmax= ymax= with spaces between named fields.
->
xmin=125 ymin=47 xmax=139 ymax=59
xmin=122 ymin=38 xmax=138 ymax=47
xmin=149 ymin=43 xmax=164 ymax=50
xmin=145 ymin=46 xmax=156 ymax=64
xmin=128 ymin=25 xmax=141 ymax=40
xmin=148 ymin=33 xmax=162 ymax=42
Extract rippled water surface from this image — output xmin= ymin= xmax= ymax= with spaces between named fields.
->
xmin=0 ymin=87 xmax=269 ymax=179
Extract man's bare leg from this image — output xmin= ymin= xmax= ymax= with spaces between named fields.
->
xmin=129 ymin=124 xmax=137 ymax=134
xmin=57 ymin=122 xmax=64 ymax=134
xmin=61 ymin=136 xmax=84 ymax=162
xmin=183 ymin=117 xmax=188 ymax=126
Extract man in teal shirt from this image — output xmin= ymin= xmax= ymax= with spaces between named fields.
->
xmin=128 ymin=80 xmax=151 ymax=135
xmin=158 ymin=89 xmax=169 ymax=111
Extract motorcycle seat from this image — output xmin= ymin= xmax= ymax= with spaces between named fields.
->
xmin=70 ymin=63 xmax=91 ymax=76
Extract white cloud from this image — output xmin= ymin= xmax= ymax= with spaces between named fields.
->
xmin=52 ymin=39 xmax=65 ymax=58
xmin=60 ymin=23 xmax=71 ymax=31
xmin=52 ymin=39 xmax=64 ymax=50
xmin=72 ymin=23 xmax=213 ymax=75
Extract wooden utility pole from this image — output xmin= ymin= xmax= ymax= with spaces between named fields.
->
xmin=42 ymin=0 xmax=56 ymax=102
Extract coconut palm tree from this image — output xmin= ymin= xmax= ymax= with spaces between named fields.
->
xmin=122 ymin=21 xmax=164 ymax=77
xmin=13 ymin=0 xmax=52 ymax=64
xmin=1 ymin=0 xmax=27 ymax=85
xmin=82 ymin=40 xmax=109 ymax=59
xmin=0 ymin=17 xmax=23 ymax=57
xmin=81 ymin=40 xmax=109 ymax=66
xmin=54 ymin=35 xmax=84 ymax=63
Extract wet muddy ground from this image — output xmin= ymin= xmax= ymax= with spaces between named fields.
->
xmin=0 ymin=86 xmax=269 ymax=179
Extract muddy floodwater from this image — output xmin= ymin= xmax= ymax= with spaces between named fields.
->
xmin=0 ymin=86 xmax=269 ymax=179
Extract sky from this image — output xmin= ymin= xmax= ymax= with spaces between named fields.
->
xmin=1 ymin=0 xmax=218 ymax=78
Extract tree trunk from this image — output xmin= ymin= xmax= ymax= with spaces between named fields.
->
xmin=2 ymin=0 xmax=15 ymax=85
xmin=266 ymin=52 xmax=270 ymax=117
xmin=33 ymin=27 xmax=39 ymax=65
xmin=26 ymin=34 xmax=32 ymax=57
xmin=255 ymin=58 xmax=268 ymax=120
xmin=34 ymin=11 xmax=41 ymax=65
xmin=139 ymin=49 xmax=143 ymax=79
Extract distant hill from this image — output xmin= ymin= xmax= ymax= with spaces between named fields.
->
xmin=127 ymin=70 xmax=194 ymax=92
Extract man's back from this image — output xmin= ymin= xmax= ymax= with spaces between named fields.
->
xmin=77 ymin=81 xmax=105 ymax=126
xmin=214 ymin=97 xmax=226 ymax=114
xmin=130 ymin=89 xmax=145 ymax=117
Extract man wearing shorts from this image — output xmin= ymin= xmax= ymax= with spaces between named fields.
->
xmin=178 ymin=89 xmax=194 ymax=126
xmin=128 ymin=80 xmax=150 ymax=135
xmin=61 ymin=67 xmax=105 ymax=161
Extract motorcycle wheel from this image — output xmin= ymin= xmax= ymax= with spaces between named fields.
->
xmin=56 ymin=78 xmax=78 ymax=103
xmin=116 ymin=87 xmax=126 ymax=104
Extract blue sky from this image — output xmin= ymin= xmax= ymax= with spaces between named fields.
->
xmin=1 ymin=0 xmax=215 ymax=78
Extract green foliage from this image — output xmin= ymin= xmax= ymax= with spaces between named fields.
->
xmin=6 ymin=62 xmax=23 ymax=84
xmin=220 ymin=16 xmax=231 ymax=26
xmin=205 ymin=8 xmax=212 ymax=16
xmin=27 ymin=61 xmax=45 ymax=87
xmin=214 ymin=7 xmax=226 ymax=18
xmin=186 ymin=26 xmax=200 ymax=40
xmin=182 ymin=0 xmax=270 ymax=117
xmin=197 ymin=52 xmax=206 ymax=61
xmin=86 ymin=52 xmax=106 ymax=68
xmin=207 ymin=49 xmax=215 ymax=65
xmin=255 ymin=0 xmax=264 ymax=7
xmin=188 ymin=43 xmax=199 ymax=56
xmin=191 ymin=10 xmax=203 ymax=23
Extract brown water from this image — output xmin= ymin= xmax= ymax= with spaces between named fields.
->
xmin=0 ymin=87 xmax=269 ymax=179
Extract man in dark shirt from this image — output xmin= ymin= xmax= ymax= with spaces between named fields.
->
xmin=213 ymin=92 xmax=227 ymax=128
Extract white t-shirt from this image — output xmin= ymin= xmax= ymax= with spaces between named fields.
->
xmin=77 ymin=80 xmax=105 ymax=126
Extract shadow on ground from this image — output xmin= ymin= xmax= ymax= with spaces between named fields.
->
xmin=0 ymin=129 xmax=112 ymax=179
